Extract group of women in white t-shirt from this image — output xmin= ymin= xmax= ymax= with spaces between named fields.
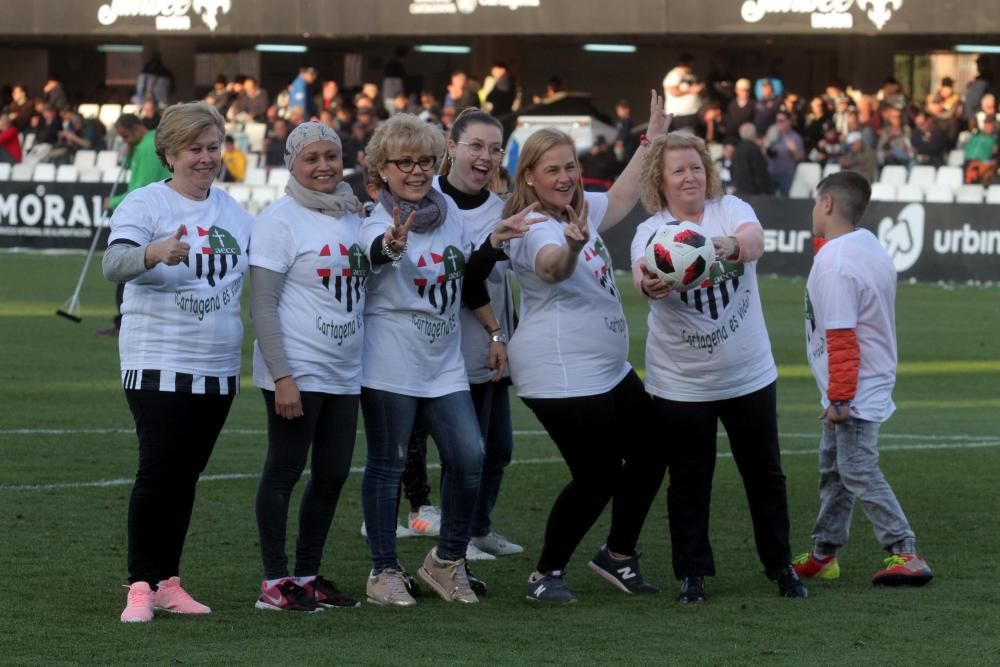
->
xmin=111 ymin=91 xmax=808 ymax=622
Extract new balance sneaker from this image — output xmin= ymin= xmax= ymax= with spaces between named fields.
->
xmin=360 ymin=521 xmax=411 ymax=539
xmin=525 ymin=570 xmax=577 ymax=604
xmin=366 ymin=569 xmax=417 ymax=607
xmin=466 ymin=542 xmax=497 ymax=561
xmin=793 ymin=552 xmax=841 ymax=580
xmin=678 ymin=576 xmax=705 ymax=604
xmin=153 ymin=577 xmax=211 ymax=614
xmin=466 ymin=563 xmax=488 ymax=596
xmin=775 ymin=565 xmax=809 ymax=598
xmin=408 ymin=505 xmax=442 ymax=536
xmin=588 ymin=545 xmax=659 ymax=594
xmin=417 ymin=548 xmax=478 ymax=604
xmin=302 ymin=575 xmax=360 ymax=609
xmin=470 ymin=530 xmax=524 ymax=556
xmin=120 ymin=581 xmax=154 ymax=623
xmin=871 ymin=554 xmax=933 ymax=587
xmin=255 ymin=579 xmax=322 ymax=612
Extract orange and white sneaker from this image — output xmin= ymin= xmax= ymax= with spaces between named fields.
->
xmin=120 ymin=582 xmax=154 ymax=623
xmin=408 ymin=505 xmax=442 ymax=537
xmin=153 ymin=577 xmax=212 ymax=614
xmin=792 ymin=552 xmax=841 ymax=580
xmin=871 ymin=554 xmax=933 ymax=587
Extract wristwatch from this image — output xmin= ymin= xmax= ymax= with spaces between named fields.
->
xmin=490 ymin=332 xmax=507 ymax=344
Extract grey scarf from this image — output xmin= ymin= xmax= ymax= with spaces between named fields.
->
xmin=285 ymin=178 xmax=362 ymax=218
xmin=379 ymin=186 xmax=448 ymax=234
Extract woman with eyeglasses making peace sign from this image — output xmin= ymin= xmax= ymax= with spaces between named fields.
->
xmin=359 ymin=114 xmax=540 ymax=607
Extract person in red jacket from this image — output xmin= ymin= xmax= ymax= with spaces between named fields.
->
xmin=0 ymin=115 xmax=22 ymax=164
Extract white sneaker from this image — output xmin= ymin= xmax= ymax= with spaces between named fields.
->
xmin=360 ymin=521 xmax=411 ymax=538
xmin=408 ymin=505 xmax=442 ymax=537
xmin=465 ymin=542 xmax=497 ymax=561
xmin=470 ymin=530 xmax=524 ymax=556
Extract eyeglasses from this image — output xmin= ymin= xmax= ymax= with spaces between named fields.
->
xmin=386 ymin=155 xmax=438 ymax=173
xmin=456 ymin=141 xmax=505 ymax=159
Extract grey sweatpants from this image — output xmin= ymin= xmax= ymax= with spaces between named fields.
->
xmin=810 ymin=417 xmax=916 ymax=555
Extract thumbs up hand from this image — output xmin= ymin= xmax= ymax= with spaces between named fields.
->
xmin=145 ymin=225 xmax=191 ymax=268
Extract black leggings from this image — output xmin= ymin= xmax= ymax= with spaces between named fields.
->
xmin=654 ymin=381 xmax=792 ymax=579
xmin=523 ymin=370 xmax=668 ymax=573
xmin=125 ymin=389 xmax=234 ymax=586
xmin=256 ymin=390 xmax=359 ymax=580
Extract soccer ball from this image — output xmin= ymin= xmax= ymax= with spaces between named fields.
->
xmin=643 ymin=221 xmax=715 ymax=291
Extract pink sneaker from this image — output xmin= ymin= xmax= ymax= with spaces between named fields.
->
xmin=120 ymin=582 xmax=154 ymax=623
xmin=153 ymin=577 xmax=212 ymax=614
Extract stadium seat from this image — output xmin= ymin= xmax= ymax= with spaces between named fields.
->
xmin=244 ymin=167 xmax=267 ymax=186
xmin=74 ymin=149 xmax=97 ymax=168
xmin=22 ymin=133 xmax=36 ymax=152
xmin=908 ymin=165 xmax=936 ymax=188
xmin=121 ymin=104 xmax=138 ymax=116
xmin=936 ymin=166 xmax=964 ymax=191
xmin=955 ymin=184 xmax=984 ymax=204
xmin=56 ymin=165 xmax=79 ymax=182
xmin=102 ymin=167 xmax=130 ymax=183
xmin=78 ymin=166 xmax=102 ymax=183
xmin=821 ymin=163 xmax=842 ymax=179
xmin=946 ymin=149 xmax=965 ymax=167
xmin=267 ymin=168 xmax=290 ymax=189
xmin=244 ymin=122 xmax=267 ymax=153
xmin=788 ymin=179 xmax=812 ymax=199
xmin=878 ymin=165 xmax=907 ymax=187
xmin=924 ymin=184 xmax=954 ymax=203
xmin=791 ymin=162 xmax=822 ymax=193
xmin=96 ymin=150 xmax=120 ymax=170
xmin=78 ymin=103 xmax=100 ymax=119
xmin=251 ymin=186 xmax=278 ymax=205
xmin=33 ymin=163 xmax=56 ymax=181
xmin=228 ymin=185 xmax=251 ymax=204
xmin=870 ymin=182 xmax=896 ymax=201
xmin=987 ymin=185 xmax=1000 ymax=204
xmin=11 ymin=164 xmax=34 ymax=181
xmin=0 ymin=163 xmax=10 ymax=181
xmin=896 ymin=183 xmax=924 ymax=202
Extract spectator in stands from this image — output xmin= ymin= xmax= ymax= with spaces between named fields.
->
xmin=531 ymin=76 xmax=564 ymax=105
xmin=222 ymin=135 xmax=246 ymax=183
xmin=578 ymin=135 xmax=619 ymax=190
xmin=440 ymin=105 xmax=457 ymax=132
xmin=839 ymin=130 xmax=878 ymax=182
xmin=725 ymin=78 xmax=756 ymax=142
xmin=287 ymin=106 xmax=306 ymax=130
xmin=265 ymin=104 xmax=281 ymax=130
xmin=753 ymin=79 xmax=782 ymax=137
xmin=265 ymin=118 xmax=290 ymax=169
xmin=663 ymin=53 xmax=704 ymax=132
xmin=0 ymin=115 xmax=22 ymax=164
xmin=5 ymin=84 xmax=34 ymax=132
xmin=698 ymin=102 xmax=724 ymax=145
xmin=877 ymin=107 xmax=914 ymax=166
xmin=134 ymin=54 xmax=173 ymax=109
xmin=341 ymin=120 xmax=369 ymax=170
xmin=31 ymin=104 xmax=62 ymax=146
xmin=764 ymin=111 xmax=804 ymax=197
xmin=232 ymin=76 xmax=270 ymax=123
xmin=205 ymin=75 xmax=231 ymax=114
xmin=445 ymin=71 xmax=478 ymax=111
xmin=804 ymin=96 xmax=832 ymax=153
xmin=362 ymin=83 xmax=389 ymax=120
xmin=808 ymin=121 xmax=845 ymax=167
xmin=290 ymin=67 xmax=318 ymax=119
xmin=43 ymin=75 xmax=68 ymax=113
xmin=139 ymin=99 xmax=161 ymax=130
xmin=731 ymin=123 xmax=775 ymax=196
xmin=925 ymin=77 xmax=960 ymax=146
xmin=485 ymin=62 xmax=517 ymax=117
xmin=783 ymin=91 xmax=807 ymax=136
xmin=911 ymin=111 xmax=948 ymax=167
xmin=974 ymin=94 xmax=1000 ymax=134
xmin=334 ymin=104 xmax=356 ymax=134
xmin=877 ymin=77 xmax=907 ymax=111
xmin=963 ymin=115 xmax=998 ymax=186
xmin=717 ymin=140 xmax=736 ymax=194
xmin=832 ymin=96 xmax=852 ymax=137
xmin=963 ymin=56 xmax=993 ymax=131
xmin=855 ymin=98 xmax=880 ymax=147
xmin=316 ymin=79 xmax=344 ymax=115
xmin=56 ymin=112 xmax=106 ymax=156
xmin=614 ymin=98 xmax=639 ymax=164
xmin=390 ymin=92 xmax=416 ymax=116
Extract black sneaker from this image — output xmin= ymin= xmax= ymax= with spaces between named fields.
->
xmin=305 ymin=575 xmax=361 ymax=608
xmin=775 ymin=565 xmax=809 ymax=598
xmin=678 ymin=576 xmax=705 ymax=604
xmin=588 ymin=545 xmax=659 ymax=594
xmin=526 ymin=570 xmax=577 ymax=604
xmin=255 ymin=579 xmax=322 ymax=612
xmin=466 ymin=563 xmax=488 ymax=596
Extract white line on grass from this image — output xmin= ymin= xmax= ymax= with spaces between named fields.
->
xmin=2 ymin=440 xmax=997 ymax=492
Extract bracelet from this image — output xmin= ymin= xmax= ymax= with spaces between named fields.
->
xmin=381 ymin=235 xmax=406 ymax=268
xmin=639 ymin=134 xmax=651 ymax=147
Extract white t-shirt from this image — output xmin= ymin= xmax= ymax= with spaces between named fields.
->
xmin=630 ymin=195 xmax=776 ymax=401
xmin=360 ymin=198 xmax=472 ymax=397
xmin=432 ymin=176 xmax=513 ymax=384
xmin=805 ymin=228 xmax=897 ymax=423
xmin=507 ymin=192 xmax=630 ymax=398
xmin=663 ymin=66 xmax=702 ymax=116
xmin=250 ymin=196 xmax=367 ymax=395
xmin=109 ymin=181 xmax=252 ymax=386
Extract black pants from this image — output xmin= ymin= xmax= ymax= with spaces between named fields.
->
xmin=523 ymin=370 xmax=668 ymax=573
xmin=256 ymin=390 xmax=358 ymax=580
xmin=125 ymin=389 xmax=234 ymax=586
xmin=655 ymin=381 xmax=792 ymax=579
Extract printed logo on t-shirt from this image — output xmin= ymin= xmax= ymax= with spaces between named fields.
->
xmin=178 ymin=224 xmax=242 ymax=287
xmin=805 ymin=287 xmax=816 ymax=333
xmin=413 ymin=245 xmax=465 ymax=315
xmin=582 ymin=238 xmax=618 ymax=299
xmin=317 ymin=243 xmax=369 ymax=314
xmin=677 ymin=260 xmax=745 ymax=321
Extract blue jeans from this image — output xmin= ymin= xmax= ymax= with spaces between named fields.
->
xmin=360 ymin=387 xmax=484 ymax=570
xmin=469 ymin=381 xmax=514 ymax=538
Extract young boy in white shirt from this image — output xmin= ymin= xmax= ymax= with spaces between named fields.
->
xmin=795 ymin=170 xmax=932 ymax=587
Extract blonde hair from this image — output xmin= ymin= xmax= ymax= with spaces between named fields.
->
xmin=502 ymin=128 xmax=583 ymax=220
xmin=154 ymin=102 xmax=226 ymax=171
xmin=639 ymin=132 xmax=723 ymax=214
xmin=365 ymin=113 xmax=446 ymax=192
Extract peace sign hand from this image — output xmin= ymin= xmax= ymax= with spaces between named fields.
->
xmin=646 ymin=88 xmax=673 ymax=138
xmin=563 ymin=201 xmax=590 ymax=252
xmin=384 ymin=207 xmax=415 ymax=255
xmin=490 ymin=202 xmax=546 ymax=248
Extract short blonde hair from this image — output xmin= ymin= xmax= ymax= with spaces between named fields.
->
xmin=502 ymin=127 xmax=583 ymax=220
xmin=639 ymin=132 xmax=722 ymax=214
xmin=154 ymin=102 xmax=226 ymax=171
xmin=365 ymin=113 xmax=446 ymax=192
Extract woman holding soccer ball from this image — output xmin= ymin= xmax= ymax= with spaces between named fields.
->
xmin=505 ymin=89 xmax=671 ymax=604
xmin=629 ymin=132 xmax=807 ymax=603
